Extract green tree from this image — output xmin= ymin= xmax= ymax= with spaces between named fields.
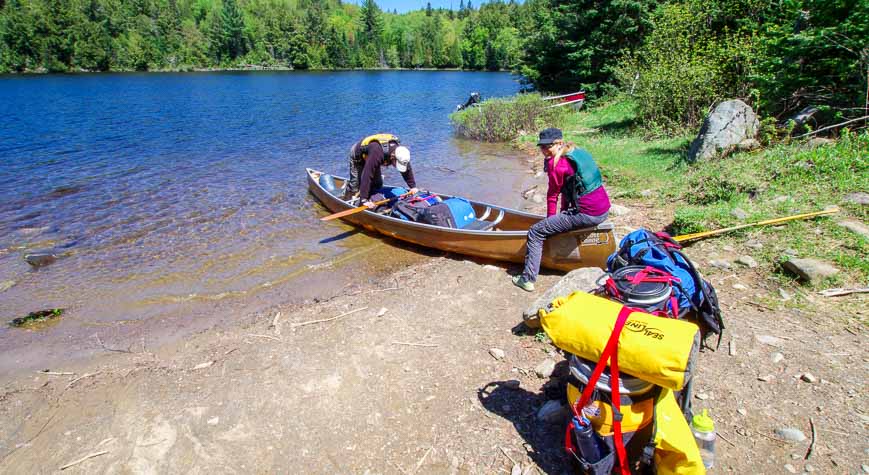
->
xmin=220 ymin=0 xmax=245 ymax=59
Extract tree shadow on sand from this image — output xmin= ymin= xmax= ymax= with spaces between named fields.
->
xmin=478 ymin=360 xmax=574 ymax=473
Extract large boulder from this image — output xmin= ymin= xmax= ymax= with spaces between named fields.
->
xmin=688 ymin=100 xmax=760 ymax=162
xmin=522 ymin=267 xmax=606 ymax=328
xmin=782 ymin=258 xmax=839 ymax=283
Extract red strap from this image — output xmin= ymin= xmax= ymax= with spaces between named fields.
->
xmin=610 ymin=332 xmax=630 ymax=475
xmin=573 ymin=306 xmax=633 ymax=475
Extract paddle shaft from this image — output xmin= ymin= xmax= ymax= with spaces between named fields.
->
xmin=673 ymin=207 xmax=839 ymax=242
xmin=320 ymin=192 xmax=414 ymax=221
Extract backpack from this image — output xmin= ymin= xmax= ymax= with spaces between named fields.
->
xmin=391 ymin=193 xmax=441 ymax=222
xmin=540 ymin=292 xmax=704 ymax=475
xmin=607 ymin=229 xmax=724 ymax=349
xmin=560 ymin=149 xmax=604 ymax=210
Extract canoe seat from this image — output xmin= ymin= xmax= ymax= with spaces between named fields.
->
xmin=462 ymin=208 xmax=505 ymax=231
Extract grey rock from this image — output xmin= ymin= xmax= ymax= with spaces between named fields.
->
xmin=723 ymin=245 xmax=735 ymax=252
xmin=737 ymin=408 xmax=747 ymax=416
xmin=775 ymin=427 xmax=807 ymax=442
xmin=772 ymin=352 xmax=785 ymax=363
xmin=736 ymin=255 xmax=759 ymax=268
xmin=771 ymin=195 xmax=791 ymax=204
xmin=489 ymin=348 xmax=505 ymax=360
xmin=688 ymin=100 xmax=760 ymax=161
xmin=24 ymin=252 xmax=58 ymax=268
xmin=523 ymin=267 xmax=606 ymax=321
xmin=640 ymin=189 xmax=653 ymax=198
xmin=0 ymin=280 xmax=15 ymax=292
xmin=784 ymin=463 xmax=797 ymax=474
xmin=843 ymin=192 xmax=869 ymax=206
xmin=731 ymin=208 xmax=749 ymax=220
xmin=801 ymin=373 xmax=817 ymax=383
xmin=804 ymin=465 xmax=815 ymax=473
xmin=732 ymin=283 xmax=748 ymax=290
xmin=745 ymin=240 xmax=764 ymax=250
xmin=695 ymin=392 xmax=709 ymax=400
xmin=537 ymin=400 xmax=568 ymax=423
xmin=783 ymin=248 xmax=798 ymax=257
xmin=737 ymin=138 xmax=761 ymax=151
xmin=779 ymin=288 xmax=793 ymax=301
xmin=609 ymin=204 xmax=631 ymax=217
xmin=808 ymin=137 xmax=834 ymax=147
xmin=535 ymin=359 xmax=557 ymax=379
xmin=710 ymin=259 xmax=732 ymax=270
xmin=782 ymin=258 xmax=840 ymax=283
xmin=837 ymin=220 xmax=869 ymax=239
xmin=756 ymin=335 xmax=784 ymax=346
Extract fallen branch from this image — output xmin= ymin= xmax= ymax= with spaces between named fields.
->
xmin=95 ymin=334 xmax=134 ymax=354
xmin=369 ymin=286 xmax=399 ymax=294
xmin=60 ymin=450 xmax=109 ymax=470
xmin=521 ymin=185 xmax=539 ymax=199
xmin=717 ymin=431 xmax=737 ymax=448
xmin=805 ymin=417 xmax=817 ymax=460
xmin=246 ymin=333 xmax=282 ymax=342
xmin=39 ymin=371 xmax=75 ymax=376
xmin=414 ymin=447 xmax=432 ymax=474
xmin=819 ymin=287 xmax=869 ymax=297
xmin=499 ymin=446 xmax=517 ymax=466
xmin=746 ymin=301 xmax=774 ymax=312
xmin=271 ymin=311 xmax=283 ymax=335
xmin=794 ymin=114 xmax=869 ymax=138
xmin=392 ymin=341 xmax=439 ymax=348
xmin=67 ymin=372 xmax=100 ymax=389
xmin=291 ymin=307 xmax=368 ymax=329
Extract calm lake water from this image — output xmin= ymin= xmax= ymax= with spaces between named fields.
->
xmin=0 ymin=71 xmax=531 ymax=372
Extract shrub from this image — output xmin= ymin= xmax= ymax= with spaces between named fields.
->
xmin=449 ymin=93 xmax=569 ymax=142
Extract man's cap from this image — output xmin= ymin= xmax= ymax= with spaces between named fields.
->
xmin=394 ymin=146 xmax=411 ymax=172
xmin=537 ymin=127 xmax=563 ymax=146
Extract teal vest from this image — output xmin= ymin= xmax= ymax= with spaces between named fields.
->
xmin=562 ymin=148 xmax=603 ymax=209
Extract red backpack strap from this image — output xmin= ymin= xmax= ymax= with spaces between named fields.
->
xmin=573 ymin=306 xmax=634 ymax=475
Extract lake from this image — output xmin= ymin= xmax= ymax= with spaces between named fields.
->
xmin=0 ymin=71 xmax=532 ymax=372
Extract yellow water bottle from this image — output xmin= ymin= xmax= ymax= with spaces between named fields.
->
xmin=691 ymin=409 xmax=716 ymax=469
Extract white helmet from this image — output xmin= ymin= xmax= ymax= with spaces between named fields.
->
xmin=394 ymin=146 xmax=411 ymax=172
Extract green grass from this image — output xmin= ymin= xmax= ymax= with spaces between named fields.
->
xmin=518 ymin=97 xmax=869 ymax=287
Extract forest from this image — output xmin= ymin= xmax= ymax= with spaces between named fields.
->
xmin=1 ymin=0 xmax=867 ymax=129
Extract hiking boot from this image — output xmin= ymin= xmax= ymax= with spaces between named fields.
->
xmin=512 ymin=275 xmax=535 ymax=292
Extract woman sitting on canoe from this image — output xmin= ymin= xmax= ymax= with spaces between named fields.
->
xmin=512 ymin=128 xmax=611 ymax=292
xmin=344 ymin=133 xmax=418 ymax=207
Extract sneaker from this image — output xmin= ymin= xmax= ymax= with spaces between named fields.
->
xmin=512 ymin=275 xmax=535 ymax=292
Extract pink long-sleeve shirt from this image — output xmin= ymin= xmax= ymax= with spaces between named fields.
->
xmin=545 ymin=156 xmax=611 ymax=217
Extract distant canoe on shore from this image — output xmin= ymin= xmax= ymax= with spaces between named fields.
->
xmin=307 ymin=168 xmax=616 ymax=271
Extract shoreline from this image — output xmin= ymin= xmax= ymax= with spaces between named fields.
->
xmin=0 ymin=66 xmax=508 ymax=76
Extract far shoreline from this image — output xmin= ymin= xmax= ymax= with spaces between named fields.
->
xmin=0 ymin=66 xmax=515 ymax=76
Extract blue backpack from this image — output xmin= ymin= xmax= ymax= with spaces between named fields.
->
xmin=607 ymin=229 xmax=724 ymax=348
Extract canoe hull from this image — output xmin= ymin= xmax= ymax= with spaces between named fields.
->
xmin=307 ymin=168 xmax=616 ymax=271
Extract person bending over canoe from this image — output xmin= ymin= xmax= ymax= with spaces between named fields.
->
xmin=344 ymin=133 xmax=418 ymax=208
xmin=512 ymin=128 xmax=611 ymax=292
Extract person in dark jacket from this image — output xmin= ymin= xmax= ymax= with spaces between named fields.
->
xmin=512 ymin=128 xmax=611 ymax=291
xmin=344 ymin=134 xmax=418 ymax=207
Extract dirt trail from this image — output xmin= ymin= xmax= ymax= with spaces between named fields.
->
xmin=1 ymin=197 xmax=866 ymax=474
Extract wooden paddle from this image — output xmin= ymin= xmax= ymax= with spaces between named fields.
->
xmin=673 ymin=207 xmax=840 ymax=242
xmin=320 ymin=192 xmax=414 ymax=222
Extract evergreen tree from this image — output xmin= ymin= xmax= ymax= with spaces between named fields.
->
xmin=220 ymin=0 xmax=245 ymax=59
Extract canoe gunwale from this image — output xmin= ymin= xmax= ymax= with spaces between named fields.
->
xmin=306 ymin=167 xmax=614 ymax=238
